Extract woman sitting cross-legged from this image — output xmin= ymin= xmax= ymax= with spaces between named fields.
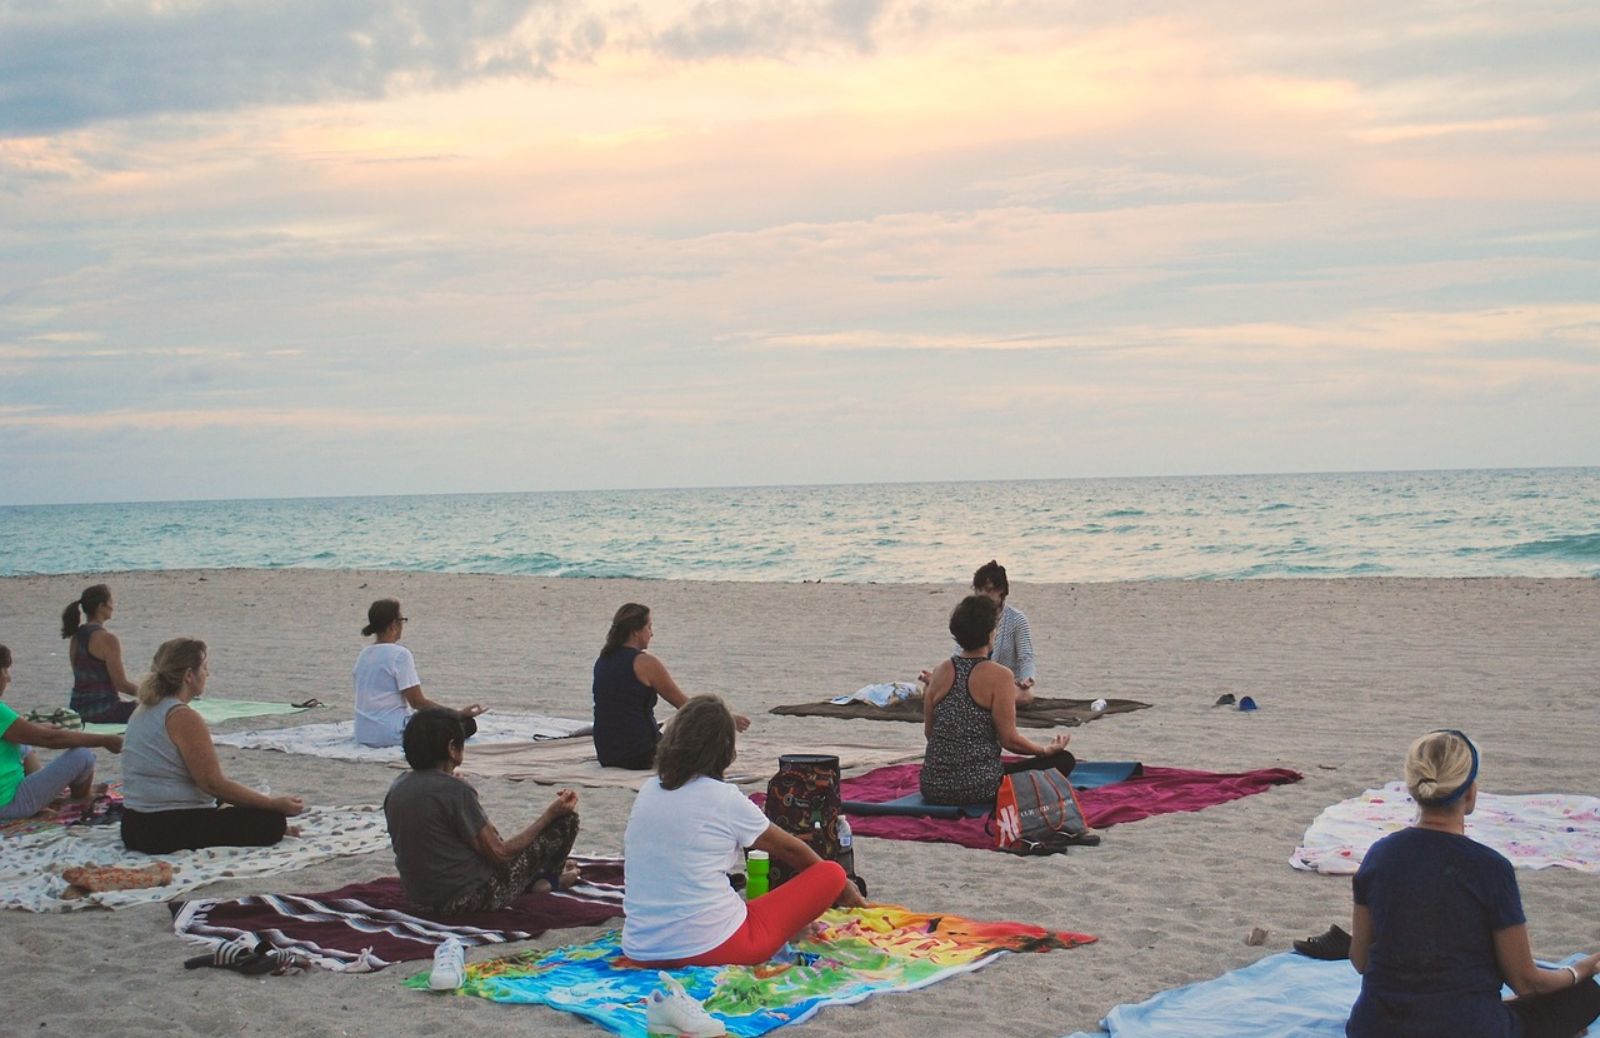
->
xmin=1346 ymin=729 xmax=1600 ymax=1038
xmin=0 ymin=643 xmax=124 ymax=822
xmin=354 ymin=598 xmax=484 ymax=748
xmin=919 ymin=593 xmax=1079 ymax=807
xmin=384 ymin=708 xmax=580 ymax=914
xmin=120 ymin=638 xmax=305 ymax=853
xmin=622 ymin=695 xmax=866 ymax=968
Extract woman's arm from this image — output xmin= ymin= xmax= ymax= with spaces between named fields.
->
xmin=166 ymin=706 xmax=303 ymax=815
xmin=636 ymin=654 xmax=750 ymax=731
xmin=2 ymin=717 xmax=123 ymax=754
xmin=750 ymin=824 xmax=866 ymax=908
xmin=472 ymin=788 xmax=579 ymax=864
xmin=399 ymin=685 xmax=485 ymax=720
xmin=922 ymin=660 xmax=955 ymax=740
xmin=1493 ymin=924 xmax=1600 ymax=996
xmin=1349 ymin=903 xmax=1373 ymax=974
xmin=90 ymin=629 xmax=139 ymax=696
xmin=982 ymin=664 xmax=1067 ymax=756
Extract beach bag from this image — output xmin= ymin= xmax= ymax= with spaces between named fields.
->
xmin=762 ymin=754 xmax=842 ymax=887
xmin=992 ymin=767 xmax=1089 ymax=853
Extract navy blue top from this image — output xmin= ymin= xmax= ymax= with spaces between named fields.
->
xmin=592 ymin=647 xmax=660 ymax=767
xmin=1347 ymin=826 xmax=1526 ymax=1038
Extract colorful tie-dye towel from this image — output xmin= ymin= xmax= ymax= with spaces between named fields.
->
xmin=1291 ymin=780 xmax=1600 ymax=875
xmin=407 ymin=904 xmax=1095 ymax=1036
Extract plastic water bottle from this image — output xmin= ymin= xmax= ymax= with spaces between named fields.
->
xmin=835 ymin=815 xmax=855 ymax=877
xmin=746 ymin=850 xmax=769 ymax=900
xmin=1090 ymin=698 xmax=1107 ymax=714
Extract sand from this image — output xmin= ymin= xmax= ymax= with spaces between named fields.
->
xmin=2 ymin=571 xmax=1597 ymax=1036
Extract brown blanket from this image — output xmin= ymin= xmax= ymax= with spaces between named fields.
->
xmin=769 ymin=696 xmax=1151 ymax=728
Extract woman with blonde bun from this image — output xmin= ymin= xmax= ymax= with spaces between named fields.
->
xmin=1346 ymin=730 xmax=1600 ymax=1037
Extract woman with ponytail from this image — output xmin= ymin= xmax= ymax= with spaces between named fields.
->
xmin=352 ymin=598 xmax=484 ymax=748
xmin=120 ymin=638 xmax=305 ymax=853
xmin=591 ymin=604 xmax=749 ymax=770
xmin=1346 ymin=730 xmax=1600 ymax=1037
xmin=60 ymin=584 xmax=139 ymax=724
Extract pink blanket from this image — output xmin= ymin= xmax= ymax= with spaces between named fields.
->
xmin=815 ymin=764 xmax=1302 ymax=850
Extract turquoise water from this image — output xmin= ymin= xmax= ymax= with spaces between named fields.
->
xmin=2 ymin=468 xmax=1597 ymax=583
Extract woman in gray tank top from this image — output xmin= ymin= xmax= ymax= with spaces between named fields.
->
xmin=121 ymin=638 xmax=305 ymax=853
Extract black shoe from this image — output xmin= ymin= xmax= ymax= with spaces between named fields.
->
xmin=1293 ymin=924 xmax=1352 ymax=961
xmin=1214 ymin=693 xmax=1236 ymax=707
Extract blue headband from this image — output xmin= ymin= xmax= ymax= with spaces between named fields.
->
xmin=1422 ymin=729 xmax=1478 ymax=806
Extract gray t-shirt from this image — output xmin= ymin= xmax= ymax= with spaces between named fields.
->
xmin=383 ymin=769 xmax=492 ymax=908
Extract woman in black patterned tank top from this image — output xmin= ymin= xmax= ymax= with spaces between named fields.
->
xmin=919 ymin=595 xmax=1077 ymax=806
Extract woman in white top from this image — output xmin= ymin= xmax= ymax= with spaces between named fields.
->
xmin=622 ymin=695 xmax=865 ymax=967
xmin=353 ymin=599 xmax=484 ymax=748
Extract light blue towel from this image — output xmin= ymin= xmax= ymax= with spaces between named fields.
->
xmin=1064 ymin=951 xmax=1584 ymax=1038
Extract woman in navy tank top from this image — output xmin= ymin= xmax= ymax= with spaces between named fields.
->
xmin=591 ymin=604 xmax=750 ymax=770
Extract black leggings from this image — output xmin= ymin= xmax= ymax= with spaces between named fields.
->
xmin=602 ymin=746 xmax=656 ymax=771
xmin=1508 ymin=977 xmax=1600 ymax=1038
xmin=71 ymin=695 xmax=136 ymax=725
xmin=121 ymin=805 xmax=287 ymax=853
xmin=1004 ymin=749 xmax=1077 ymax=780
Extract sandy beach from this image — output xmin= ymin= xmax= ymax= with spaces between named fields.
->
xmin=3 ymin=570 xmax=1597 ymax=1036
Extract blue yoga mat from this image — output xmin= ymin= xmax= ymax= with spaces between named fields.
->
xmin=1062 ymin=951 xmax=1586 ymax=1037
xmin=842 ymin=761 xmax=1143 ymax=819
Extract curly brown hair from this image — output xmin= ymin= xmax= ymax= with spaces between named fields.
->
xmin=656 ymin=695 xmax=737 ymax=790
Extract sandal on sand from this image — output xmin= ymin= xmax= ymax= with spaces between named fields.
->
xmin=185 ymin=934 xmax=303 ymax=975
xmin=1213 ymin=693 xmax=1236 ymax=707
xmin=1293 ymin=924 xmax=1352 ymax=961
xmin=290 ymin=698 xmax=324 ymax=709
xmin=27 ymin=707 xmax=83 ymax=730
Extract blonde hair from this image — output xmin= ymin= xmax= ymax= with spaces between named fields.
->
xmin=137 ymin=638 xmax=207 ymax=707
xmin=1404 ymin=730 xmax=1476 ymax=805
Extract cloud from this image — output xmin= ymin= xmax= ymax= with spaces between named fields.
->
xmin=0 ymin=405 xmax=479 ymax=434
xmin=649 ymin=0 xmax=890 ymax=60
xmin=0 ymin=0 xmax=604 ymax=135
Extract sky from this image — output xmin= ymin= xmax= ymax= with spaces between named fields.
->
xmin=2 ymin=0 xmax=1598 ymax=505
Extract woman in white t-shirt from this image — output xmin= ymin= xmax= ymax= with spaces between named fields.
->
xmin=353 ymin=599 xmax=485 ymax=748
xmin=622 ymin=695 xmax=865 ymax=966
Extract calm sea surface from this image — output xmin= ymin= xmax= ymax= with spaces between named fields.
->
xmin=3 ymin=469 xmax=1597 ymax=583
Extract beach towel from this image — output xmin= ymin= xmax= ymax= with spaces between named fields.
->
xmin=78 ymin=696 xmax=315 ymax=734
xmin=407 ymin=904 xmax=1095 ymax=1036
xmin=831 ymin=681 xmax=922 ymax=707
xmin=841 ymin=762 xmax=1144 ymax=819
xmin=1291 ymin=780 xmax=1600 ymax=875
xmin=0 ymin=805 xmax=390 ymax=912
xmin=444 ymin=732 xmax=925 ymax=790
xmin=212 ymin=713 xmax=593 ymax=764
xmin=0 ymin=786 xmax=123 ymax=839
xmin=171 ymin=855 xmax=625 ymax=972
xmin=770 ymin=696 xmax=1150 ymax=728
xmin=1061 ymin=951 xmax=1589 ymax=1037
xmin=808 ymin=765 xmax=1301 ymax=851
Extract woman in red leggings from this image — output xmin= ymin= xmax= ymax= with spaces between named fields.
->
xmin=621 ymin=695 xmax=865 ymax=966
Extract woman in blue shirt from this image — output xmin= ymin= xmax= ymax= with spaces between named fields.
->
xmin=1347 ymin=730 xmax=1600 ymax=1038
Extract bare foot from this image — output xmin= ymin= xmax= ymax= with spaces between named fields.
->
xmin=559 ymin=860 xmax=581 ymax=889
xmin=286 ymin=825 xmax=303 ymax=838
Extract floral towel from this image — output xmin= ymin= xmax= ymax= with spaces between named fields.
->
xmin=1291 ymin=781 xmax=1600 ymax=875
xmin=211 ymin=713 xmax=593 ymax=764
xmin=407 ymin=905 xmax=1095 ymax=1036
xmin=0 ymin=805 xmax=391 ymax=911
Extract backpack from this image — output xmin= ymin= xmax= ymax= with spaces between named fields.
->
xmin=761 ymin=753 xmax=842 ymax=886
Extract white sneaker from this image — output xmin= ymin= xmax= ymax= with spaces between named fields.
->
xmin=428 ymin=936 xmax=466 ymax=991
xmin=645 ymin=971 xmax=726 ymax=1037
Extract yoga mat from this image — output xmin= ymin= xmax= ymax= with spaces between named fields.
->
xmin=841 ymin=762 xmax=1144 ymax=819
xmin=407 ymin=904 xmax=1095 ymax=1036
xmin=1062 ymin=951 xmax=1588 ymax=1037
xmin=446 ymin=732 xmax=924 ymax=789
xmin=0 ymin=805 xmax=390 ymax=912
xmin=171 ymin=855 xmax=625 ymax=972
xmin=803 ymin=765 xmax=1302 ymax=851
xmin=1291 ymin=780 xmax=1600 ymax=875
xmin=79 ymin=696 xmax=313 ymax=734
xmin=771 ymin=696 xmax=1150 ymax=728
xmin=212 ymin=713 xmax=593 ymax=764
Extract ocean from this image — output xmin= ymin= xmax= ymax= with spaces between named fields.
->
xmin=2 ymin=468 xmax=1597 ymax=583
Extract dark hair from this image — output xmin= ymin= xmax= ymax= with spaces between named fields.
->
xmin=0 ymin=644 xmax=11 ymax=670
xmin=61 ymin=584 xmax=112 ymax=639
xmin=949 ymin=594 xmax=1001 ymax=651
xmin=403 ymin=708 xmax=466 ymax=770
xmin=137 ymin=637 xmax=207 ymax=707
xmin=601 ymin=603 xmax=650 ymax=658
xmin=655 ymin=695 xmax=737 ymax=791
xmin=362 ymin=598 xmax=402 ymax=638
xmin=972 ymin=560 xmax=1009 ymax=598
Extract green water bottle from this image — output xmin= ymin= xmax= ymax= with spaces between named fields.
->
xmin=745 ymin=850 xmax=769 ymax=900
